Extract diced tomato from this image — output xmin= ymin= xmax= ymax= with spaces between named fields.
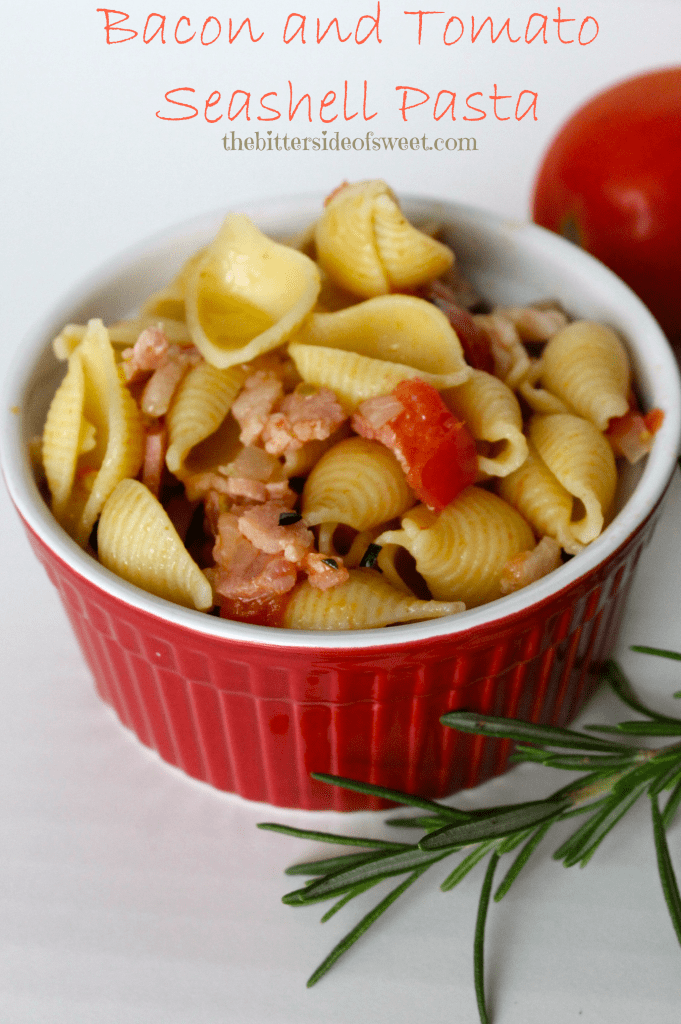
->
xmin=218 ymin=590 xmax=291 ymax=627
xmin=391 ymin=379 xmax=478 ymax=510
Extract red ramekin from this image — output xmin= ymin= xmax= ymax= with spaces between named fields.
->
xmin=3 ymin=195 xmax=680 ymax=810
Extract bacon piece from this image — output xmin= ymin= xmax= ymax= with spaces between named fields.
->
xmin=500 ymin=537 xmax=562 ymax=595
xmin=606 ymin=407 xmax=664 ymax=464
xmin=209 ymin=512 xmax=298 ymax=601
xmin=494 ymin=305 xmax=569 ymax=342
xmin=121 ymin=326 xmax=169 ymax=383
xmin=141 ymin=422 xmax=167 ymax=497
xmin=304 ymin=551 xmax=350 ymax=590
xmin=236 ymin=499 xmax=314 ymax=563
xmin=231 ymin=371 xmax=284 ymax=446
xmin=262 ymin=387 xmax=347 ymax=455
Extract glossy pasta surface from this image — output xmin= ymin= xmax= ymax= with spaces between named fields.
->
xmin=36 ymin=181 xmax=662 ymax=629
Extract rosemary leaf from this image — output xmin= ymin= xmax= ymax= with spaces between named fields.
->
xmin=590 ymin=720 xmax=681 ymax=737
xmin=285 ymin=851 xmax=398 ymax=877
xmin=288 ymin=846 xmax=450 ymax=904
xmin=420 ymin=798 xmax=569 ymax=850
xmin=320 ymin=877 xmax=385 ymax=922
xmin=649 ymin=761 xmax=681 ymax=797
xmin=440 ymin=840 xmax=498 ymax=892
xmin=651 ymin=792 xmax=681 ymax=946
xmin=306 ymin=864 xmax=433 ymax=987
xmin=662 ymin=774 xmax=681 ymax=829
xmin=605 ymin=658 xmax=681 ymax=722
xmin=494 ymin=821 xmax=553 ymax=902
xmin=559 ymin=781 xmax=649 ymax=868
xmin=310 ymin=772 xmax=469 ymax=818
xmin=258 ymin=821 xmax=409 ymax=850
xmin=440 ymin=711 xmax=631 ymax=753
xmin=631 ymin=646 xmax=681 ymax=662
xmin=474 ymin=853 xmax=499 ymax=1024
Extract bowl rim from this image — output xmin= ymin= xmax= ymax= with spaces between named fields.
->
xmin=3 ymin=192 xmax=681 ymax=651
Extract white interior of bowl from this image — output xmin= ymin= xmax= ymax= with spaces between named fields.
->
xmin=3 ymin=193 xmax=680 ymax=650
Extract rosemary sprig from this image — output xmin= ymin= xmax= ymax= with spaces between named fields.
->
xmin=259 ymin=648 xmax=681 ymax=1022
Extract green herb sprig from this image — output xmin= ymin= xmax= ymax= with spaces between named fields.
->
xmin=259 ymin=649 xmax=681 ymax=1023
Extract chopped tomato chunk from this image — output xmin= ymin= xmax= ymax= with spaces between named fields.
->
xmin=391 ymin=379 xmax=477 ymax=510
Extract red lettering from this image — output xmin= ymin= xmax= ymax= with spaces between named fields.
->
xmin=553 ymin=7 xmax=575 ymax=42
xmin=283 ymin=13 xmax=306 ymax=43
xmin=174 ymin=16 xmax=195 ymax=43
xmin=228 ymin=18 xmax=264 ymax=43
xmin=257 ymin=93 xmax=281 ymax=121
xmin=228 ymin=90 xmax=251 ymax=120
xmin=396 ymin=86 xmax=430 ymax=121
xmin=362 ymin=80 xmax=377 ymax=120
xmin=143 ymin=13 xmax=165 ymax=43
xmin=434 ymin=90 xmax=456 ymax=120
xmin=97 ymin=9 xmax=137 ymax=43
xmin=204 ymin=91 xmax=222 ymax=123
xmin=316 ymin=17 xmax=351 ymax=43
xmin=578 ymin=17 xmax=598 ymax=44
xmin=320 ymin=91 xmax=337 ymax=122
xmin=471 ymin=17 xmax=520 ymax=43
xmin=343 ymin=81 xmax=358 ymax=120
xmin=515 ymin=90 xmax=538 ymax=120
xmin=355 ymin=2 xmax=382 ymax=43
xmin=403 ymin=10 xmax=443 ymax=44
xmin=490 ymin=83 xmax=512 ymax=120
xmin=463 ymin=92 xmax=486 ymax=121
xmin=201 ymin=16 xmax=221 ymax=44
xmin=525 ymin=13 xmax=548 ymax=43
xmin=156 ymin=87 xmax=198 ymax=121
xmin=288 ymin=82 xmax=312 ymax=121
xmin=443 ymin=16 xmax=464 ymax=44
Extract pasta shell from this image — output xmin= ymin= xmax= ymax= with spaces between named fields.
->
xmin=42 ymin=319 xmax=145 ymax=546
xmin=288 ymin=343 xmax=467 ymax=411
xmin=540 ymin=321 xmax=630 ymax=430
xmin=442 ymin=370 xmax=528 ymax=478
xmin=282 ymin=568 xmax=464 ymax=629
xmin=185 ymin=214 xmax=321 ymax=368
xmin=497 ymin=442 xmax=582 ymax=555
xmin=98 ymin=479 xmax=213 ymax=610
xmin=302 ymin=437 xmax=415 ymax=530
xmin=377 ymin=486 xmax=535 ymax=607
xmin=315 ymin=180 xmax=453 ymax=298
xmin=529 ymin=413 xmax=617 ymax=546
xmin=292 ymin=295 xmax=468 ymax=378
xmin=166 ymin=362 xmax=246 ymax=477
xmin=42 ymin=350 xmax=87 ymax=515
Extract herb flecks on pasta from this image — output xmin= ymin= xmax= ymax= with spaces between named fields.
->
xmin=37 ymin=180 xmax=664 ymax=628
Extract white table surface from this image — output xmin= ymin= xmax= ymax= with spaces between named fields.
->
xmin=2 ymin=2 xmax=681 ymax=1021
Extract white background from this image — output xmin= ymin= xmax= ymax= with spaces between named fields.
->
xmin=2 ymin=2 xmax=681 ymax=1021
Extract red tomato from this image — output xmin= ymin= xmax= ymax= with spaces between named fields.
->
xmin=532 ymin=67 xmax=681 ymax=349
xmin=391 ymin=379 xmax=478 ymax=511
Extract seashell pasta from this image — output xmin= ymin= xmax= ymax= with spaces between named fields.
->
xmin=35 ymin=180 xmax=663 ymax=628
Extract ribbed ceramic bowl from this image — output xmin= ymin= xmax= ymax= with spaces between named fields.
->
xmin=3 ymin=194 xmax=680 ymax=810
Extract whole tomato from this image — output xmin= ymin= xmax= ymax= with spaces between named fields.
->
xmin=532 ymin=67 xmax=681 ymax=349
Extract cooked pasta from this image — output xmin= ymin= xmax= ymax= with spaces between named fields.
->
xmin=185 ymin=214 xmax=321 ymax=368
xmin=376 ymin=487 xmax=535 ymax=607
xmin=539 ymin=320 xmax=630 ymax=430
xmin=98 ymin=479 xmax=213 ymax=610
xmin=302 ymin=436 xmax=415 ymax=530
xmin=315 ymin=180 xmax=454 ymax=298
xmin=282 ymin=568 xmax=464 ymax=629
xmin=441 ymin=370 xmax=528 ymax=478
xmin=37 ymin=178 xmax=662 ymax=628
